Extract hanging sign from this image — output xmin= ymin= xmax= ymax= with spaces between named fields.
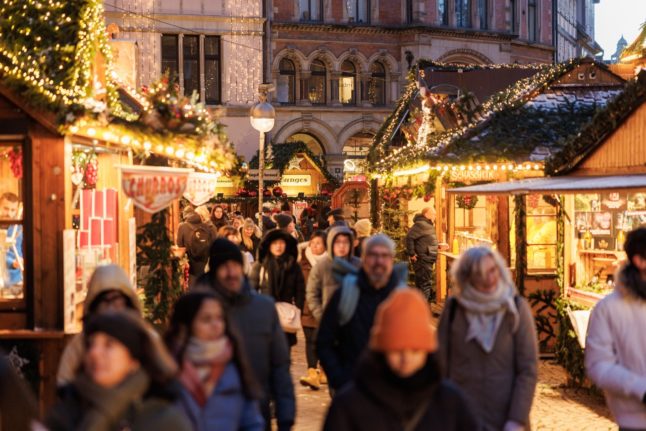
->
xmin=248 ymin=169 xmax=281 ymax=181
xmin=281 ymin=174 xmax=311 ymax=187
xmin=183 ymin=172 xmax=219 ymax=206
xmin=119 ymin=165 xmax=193 ymax=213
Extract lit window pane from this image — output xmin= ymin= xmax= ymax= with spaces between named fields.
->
xmin=0 ymin=145 xmax=24 ymax=299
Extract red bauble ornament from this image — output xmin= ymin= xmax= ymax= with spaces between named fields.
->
xmin=423 ymin=194 xmax=432 ymax=202
xmin=249 ymin=190 xmax=258 ymax=197
xmin=263 ymin=189 xmax=271 ymax=197
xmin=236 ymin=187 xmax=245 ymax=196
xmin=272 ymin=187 xmax=283 ymax=197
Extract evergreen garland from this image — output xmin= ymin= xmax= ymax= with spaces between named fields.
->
xmin=136 ymin=209 xmax=182 ymax=326
xmin=514 ymin=195 xmax=527 ymax=295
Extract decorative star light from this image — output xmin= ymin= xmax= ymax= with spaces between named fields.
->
xmin=287 ymin=155 xmax=304 ymax=171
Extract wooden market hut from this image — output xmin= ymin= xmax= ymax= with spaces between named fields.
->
xmin=368 ymin=59 xmax=627 ymax=349
xmin=0 ymin=0 xmax=235 ymax=410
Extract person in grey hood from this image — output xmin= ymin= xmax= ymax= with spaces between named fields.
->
xmin=405 ymin=207 xmax=438 ymax=300
xmin=306 ymin=226 xmax=361 ymax=322
xmin=57 ymin=264 xmax=144 ymax=386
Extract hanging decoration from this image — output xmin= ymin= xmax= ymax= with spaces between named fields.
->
xmin=119 ymin=165 xmax=193 ymax=213
xmin=7 ymin=147 xmax=22 ymax=179
xmin=72 ymin=150 xmax=99 ymax=189
xmin=183 ymin=172 xmax=219 ymax=206
xmin=456 ymin=194 xmax=478 ymax=210
xmin=272 ymin=186 xmax=284 ymax=197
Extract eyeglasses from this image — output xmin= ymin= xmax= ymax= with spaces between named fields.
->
xmin=365 ymin=252 xmax=394 ymax=261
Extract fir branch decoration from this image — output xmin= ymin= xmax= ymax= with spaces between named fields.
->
xmin=136 ymin=209 xmax=183 ymax=326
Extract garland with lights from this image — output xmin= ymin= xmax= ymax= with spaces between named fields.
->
xmin=369 ymin=58 xmax=585 ymax=173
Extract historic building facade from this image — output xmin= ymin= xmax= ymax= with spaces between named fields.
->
xmin=270 ymin=0 xmax=557 ymax=179
xmin=103 ymin=0 xmax=265 ymax=160
xmin=555 ymin=0 xmax=602 ymax=62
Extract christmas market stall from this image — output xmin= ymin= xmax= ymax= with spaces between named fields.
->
xmin=368 ymin=59 xmax=626 ymax=347
xmin=449 ymin=69 xmax=646 ymax=384
xmin=0 ymin=0 xmax=235 ymax=409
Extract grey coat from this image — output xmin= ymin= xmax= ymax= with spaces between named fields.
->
xmin=437 ymin=296 xmax=538 ymax=431
xmin=306 ymin=226 xmax=361 ymax=321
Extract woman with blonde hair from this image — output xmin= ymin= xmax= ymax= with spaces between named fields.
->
xmin=240 ymin=218 xmax=261 ymax=259
xmin=437 ymin=246 xmax=538 ymax=431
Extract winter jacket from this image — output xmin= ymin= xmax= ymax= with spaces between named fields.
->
xmin=299 ymin=247 xmax=328 ymax=328
xmin=176 ymin=363 xmax=264 ymax=431
xmin=317 ymin=269 xmax=400 ymax=391
xmin=249 ymin=230 xmax=305 ymax=347
xmin=57 ymin=265 xmax=143 ymax=386
xmin=262 ymin=215 xmax=276 ymax=231
xmin=306 ymin=226 xmax=361 ymax=322
xmin=47 ymin=371 xmax=191 ymax=431
xmin=239 ymin=234 xmax=260 ymax=260
xmin=585 ymin=277 xmax=646 ymax=429
xmin=194 ymin=275 xmax=295 ymax=431
xmin=177 ymin=212 xmax=218 ymax=276
xmin=405 ymin=214 xmax=438 ymax=263
xmin=437 ymin=296 xmax=538 ymax=431
xmin=324 ymin=352 xmax=479 ymax=431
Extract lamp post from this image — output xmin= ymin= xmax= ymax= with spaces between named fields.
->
xmin=250 ymin=86 xmax=275 ymax=232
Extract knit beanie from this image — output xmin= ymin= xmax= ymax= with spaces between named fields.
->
xmin=370 ymin=288 xmax=437 ymax=352
xmin=353 ymin=219 xmax=372 ymax=237
xmin=275 ymin=213 xmax=293 ymax=229
xmin=85 ymin=312 xmax=145 ymax=361
xmin=208 ymin=238 xmax=244 ymax=272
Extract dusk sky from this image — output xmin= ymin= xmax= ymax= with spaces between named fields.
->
xmin=595 ymin=0 xmax=646 ymax=59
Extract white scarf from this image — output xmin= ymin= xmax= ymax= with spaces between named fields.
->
xmin=305 ymin=247 xmax=327 ymax=268
xmin=456 ymin=281 xmax=519 ymax=353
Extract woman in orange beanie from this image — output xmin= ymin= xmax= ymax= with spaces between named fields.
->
xmin=323 ymin=288 xmax=478 ymax=431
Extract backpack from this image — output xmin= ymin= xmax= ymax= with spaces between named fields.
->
xmin=188 ymin=225 xmax=213 ymax=261
xmin=337 ymin=262 xmax=409 ymax=326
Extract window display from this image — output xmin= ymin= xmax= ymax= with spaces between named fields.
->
xmin=0 ymin=144 xmax=24 ymax=299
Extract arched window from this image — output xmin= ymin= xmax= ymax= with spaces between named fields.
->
xmin=277 ymin=58 xmax=296 ymax=104
xmin=368 ymin=62 xmax=386 ymax=106
xmin=340 ymin=61 xmax=356 ymax=105
xmin=309 ymin=60 xmax=326 ymax=105
xmin=287 ymin=133 xmax=325 ymax=156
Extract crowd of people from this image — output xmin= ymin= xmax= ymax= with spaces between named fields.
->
xmin=1 ymin=203 xmax=646 ymax=431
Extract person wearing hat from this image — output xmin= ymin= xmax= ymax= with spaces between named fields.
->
xmin=249 ymin=229 xmax=305 ymax=352
xmin=274 ymin=213 xmax=304 ymax=242
xmin=57 ymin=265 xmax=145 ymax=386
xmin=47 ymin=310 xmax=191 ymax=431
xmin=323 ymin=288 xmax=477 ymax=430
xmin=405 ymin=207 xmax=439 ymax=301
xmin=352 ymin=219 xmax=372 ymax=258
xmin=326 ymin=208 xmax=347 ymax=231
xmin=194 ymin=239 xmax=295 ymax=431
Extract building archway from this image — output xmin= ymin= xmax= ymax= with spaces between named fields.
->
xmin=436 ymin=49 xmax=493 ymax=65
xmin=286 ymin=132 xmax=326 ymax=156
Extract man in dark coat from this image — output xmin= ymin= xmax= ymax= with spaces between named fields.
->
xmin=261 ymin=206 xmax=276 ymax=232
xmin=316 ymin=234 xmax=402 ymax=393
xmin=195 ymin=239 xmax=295 ymax=431
xmin=405 ymin=207 xmax=438 ymax=301
xmin=177 ymin=207 xmax=218 ymax=286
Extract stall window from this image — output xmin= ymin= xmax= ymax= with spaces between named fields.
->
xmin=526 ymin=195 xmax=557 ymax=272
xmin=368 ymin=62 xmax=386 ymax=106
xmin=453 ymin=194 xmax=495 ymax=254
xmin=277 ymin=59 xmax=296 ymax=105
xmin=309 ymin=60 xmax=327 ymax=105
xmin=340 ymin=61 xmax=357 ymax=105
xmin=0 ymin=143 xmax=25 ymax=301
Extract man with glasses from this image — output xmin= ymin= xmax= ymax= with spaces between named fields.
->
xmin=316 ymin=234 xmax=405 ymax=394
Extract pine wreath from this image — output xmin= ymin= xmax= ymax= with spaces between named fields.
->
xmin=456 ymin=194 xmax=478 ymax=210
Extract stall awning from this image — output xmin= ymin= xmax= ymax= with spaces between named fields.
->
xmin=448 ymin=174 xmax=646 ymax=195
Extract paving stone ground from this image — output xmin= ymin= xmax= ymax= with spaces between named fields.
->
xmin=287 ymin=331 xmax=616 ymax=431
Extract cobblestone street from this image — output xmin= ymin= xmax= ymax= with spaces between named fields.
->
xmin=289 ymin=332 xmax=616 ymax=431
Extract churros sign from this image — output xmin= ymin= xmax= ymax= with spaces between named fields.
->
xmin=119 ymin=165 xmax=193 ymax=213
xmin=183 ymin=172 xmax=219 ymax=206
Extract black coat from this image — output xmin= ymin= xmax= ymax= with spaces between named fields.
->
xmin=405 ymin=214 xmax=438 ymax=263
xmin=195 ymin=275 xmax=295 ymax=431
xmin=316 ymin=269 xmax=399 ymax=390
xmin=249 ymin=230 xmax=305 ymax=347
xmin=324 ymin=352 xmax=479 ymax=431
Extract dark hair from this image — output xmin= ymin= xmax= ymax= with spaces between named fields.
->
xmin=310 ymin=230 xmax=327 ymax=247
xmin=87 ymin=290 xmax=135 ymax=315
xmin=280 ymin=201 xmax=291 ymax=212
xmin=0 ymin=353 xmax=38 ymax=431
xmin=0 ymin=192 xmax=18 ymax=203
xmin=165 ymin=291 xmax=260 ymax=399
xmin=625 ymin=227 xmax=646 ymax=260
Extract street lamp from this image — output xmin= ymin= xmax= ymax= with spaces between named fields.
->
xmin=250 ymin=86 xmax=275 ymax=231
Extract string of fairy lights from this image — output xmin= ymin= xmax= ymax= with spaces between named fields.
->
xmin=369 ymin=59 xmax=580 ymax=175
xmin=0 ymin=0 xmax=238 ymax=173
